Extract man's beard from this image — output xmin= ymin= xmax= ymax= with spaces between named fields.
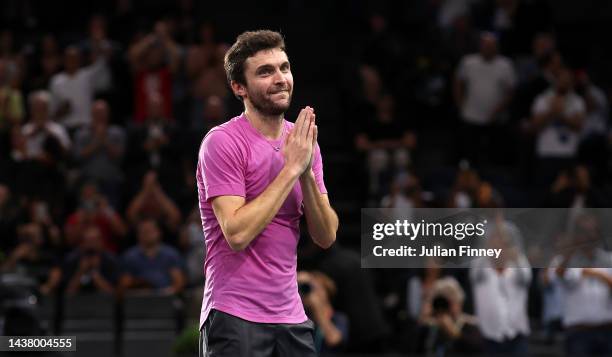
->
xmin=248 ymin=86 xmax=292 ymax=116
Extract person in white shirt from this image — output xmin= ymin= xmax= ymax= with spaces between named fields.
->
xmin=454 ymin=32 xmax=516 ymax=166
xmin=21 ymin=90 xmax=71 ymax=160
xmin=547 ymin=213 xmax=612 ymax=356
xmin=530 ymin=67 xmax=585 ymax=186
xmin=49 ymin=45 xmax=110 ymax=131
xmin=470 ymin=220 xmax=531 ymax=355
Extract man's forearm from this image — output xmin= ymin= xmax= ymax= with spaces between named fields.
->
xmin=300 ymin=172 xmax=338 ymax=248
xmin=219 ymin=166 xmax=302 ymax=251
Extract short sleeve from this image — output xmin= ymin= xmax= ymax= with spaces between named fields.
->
xmin=311 ymin=143 xmax=328 ymax=195
xmin=532 ymin=94 xmax=548 ymax=116
xmin=569 ymin=96 xmax=586 ymax=116
xmin=199 ymin=129 xmax=246 ymax=201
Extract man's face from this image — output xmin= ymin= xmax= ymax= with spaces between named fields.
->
xmin=138 ymin=220 xmax=161 ymax=248
xmin=479 ymin=35 xmax=497 ymax=60
xmin=64 ymin=48 xmax=81 ymax=73
xmin=240 ymin=48 xmax=293 ymax=116
xmin=556 ymin=69 xmax=573 ymax=94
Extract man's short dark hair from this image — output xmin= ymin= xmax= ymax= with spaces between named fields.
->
xmin=224 ymin=30 xmax=286 ymax=91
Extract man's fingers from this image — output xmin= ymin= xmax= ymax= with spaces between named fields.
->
xmin=298 ymin=107 xmax=312 ymax=140
xmin=291 ymin=108 xmax=306 ymax=140
xmin=296 ymin=107 xmax=308 ymax=140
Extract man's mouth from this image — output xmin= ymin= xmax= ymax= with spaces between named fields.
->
xmin=270 ymin=89 xmax=289 ymax=95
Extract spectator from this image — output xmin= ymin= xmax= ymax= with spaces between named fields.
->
xmin=21 ymin=90 xmax=71 ymax=160
xmin=530 ymin=67 xmax=586 ymax=186
xmin=126 ymin=171 xmax=181 ymax=236
xmin=447 ymin=166 xmax=481 ymax=208
xmin=514 ymin=41 xmax=562 ymax=120
xmin=73 ymin=100 xmax=126 ymax=208
xmin=380 ymin=172 xmax=424 ymax=219
xmin=298 ymin=270 xmax=349 ymax=355
xmin=545 ymin=165 xmax=608 ymax=208
xmin=454 ymin=32 xmax=516 ymax=166
xmin=1 ymin=220 xmax=61 ymax=296
xmin=64 ymin=182 xmax=127 ymax=253
xmin=547 ymin=213 xmax=612 ymax=356
xmin=470 ymin=219 xmax=531 ymax=355
xmin=119 ymin=218 xmax=186 ymax=295
xmin=27 ymin=34 xmax=62 ymax=91
xmin=0 ymin=58 xmax=24 ymax=131
xmin=418 ymin=277 xmax=483 ymax=355
xmin=126 ymin=93 xmax=180 ymax=177
xmin=355 ymin=94 xmax=416 ymax=197
xmin=63 ymin=225 xmax=119 ymax=296
xmin=49 ymin=45 xmax=111 ymax=131
xmin=128 ymin=21 xmax=181 ymax=123
xmin=575 ymin=70 xmax=610 ymax=180
xmin=18 ymin=91 xmax=70 ymax=209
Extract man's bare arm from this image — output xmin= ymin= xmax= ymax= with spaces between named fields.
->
xmin=212 ymin=108 xmax=315 ymax=251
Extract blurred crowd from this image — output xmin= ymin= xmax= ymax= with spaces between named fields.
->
xmin=1 ymin=0 xmax=612 ymax=356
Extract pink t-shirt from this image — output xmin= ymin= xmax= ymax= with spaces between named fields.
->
xmin=197 ymin=113 xmax=327 ymax=327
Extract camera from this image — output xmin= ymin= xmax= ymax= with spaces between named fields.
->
xmin=298 ymin=282 xmax=312 ymax=296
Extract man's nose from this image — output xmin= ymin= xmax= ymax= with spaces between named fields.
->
xmin=272 ymin=68 xmax=287 ymax=84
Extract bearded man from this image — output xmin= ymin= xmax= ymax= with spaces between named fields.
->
xmin=196 ymin=30 xmax=338 ymax=357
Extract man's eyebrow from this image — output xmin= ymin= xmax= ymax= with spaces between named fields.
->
xmin=255 ymin=61 xmax=290 ymax=72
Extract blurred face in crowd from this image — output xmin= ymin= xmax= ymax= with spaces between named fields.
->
xmin=479 ymin=33 xmax=498 ymax=60
xmin=239 ymin=47 xmax=293 ymax=116
xmin=146 ymin=44 xmax=166 ymax=70
xmin=203 ymin=95 xmax=225 ymax=122
xmin=147 ymin=94 xmax=164 ymax=120
xmin=556 ymin=68 xmax=573 ymax=94
xmin=573 ymin=214 xmax=600 ymax=253
xmin=138 ymin=219 xmax=161 ymax=249
xmin=376 ymin=95 xmax=395 ymax=123
xmin=81 ymin=226 xmax=104 ymax=254
xmin=30 ymin=93 xmax=50 ymax=123
xmin=532 ymin=33 xmax=555 ymax=59
xmin=64 ymin=47 xmax=81 ymax=74
xmin=91 ymin=100 xmax=110 ymax=128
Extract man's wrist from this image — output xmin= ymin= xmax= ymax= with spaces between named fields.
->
xmin=283 ymin=165 xmax=303 ymax=180
xmin=299 ymin=169 xmax=315 ymax=183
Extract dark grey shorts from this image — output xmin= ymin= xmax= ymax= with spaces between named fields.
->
xmin=199 ymin=309 xmax=318 ymax=357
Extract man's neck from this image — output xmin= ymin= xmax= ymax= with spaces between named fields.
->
xmin=244 ymin=104 xmax=284 ymax=140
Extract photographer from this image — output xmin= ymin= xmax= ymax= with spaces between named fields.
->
xmin=297 ymin=271 xmax=349 ymax=355
xmin=64 ymin=182 xmax=127 ymax=253
xmin=547 ymin=213 xmax=612 ymax=356
xmin=62 ymin=225 xmax=118 ymax=296
xmin=418 ymin=277 xmax=483 ymax=356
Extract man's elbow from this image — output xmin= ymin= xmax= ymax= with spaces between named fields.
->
xmin=225 ymin=233 xmax=250 ymax=252
xmin=314 ymin=232 xmax=337 ymax=249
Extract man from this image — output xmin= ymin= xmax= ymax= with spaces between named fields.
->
xmin=547 ymin=213 xmax=612 ymax=356
xmin=197 ymin=30 xmax=338 ymax=356
xmin=63 ymin=225 xmax=118 ymax=296
xmin=531 ymin=67 xmax=585 ymax=186
xmin=49 ymin=46 xmax=110 ymax=130
xmin=470 ymin=220 xmax=531 ymax=355
xmin=73 ymin=100 xmax=126 ymax=207
xmin=119 ymin=218 xmax=185 ymax=295
xmin=454 ymin=32 xmax=516 ymax=166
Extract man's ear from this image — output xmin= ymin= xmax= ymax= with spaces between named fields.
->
xmin=230 ymin=80 xmax=247 ymax=100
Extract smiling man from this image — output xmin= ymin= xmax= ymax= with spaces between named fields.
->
xmin=196 ymin=30 xmax=338 ymax=357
